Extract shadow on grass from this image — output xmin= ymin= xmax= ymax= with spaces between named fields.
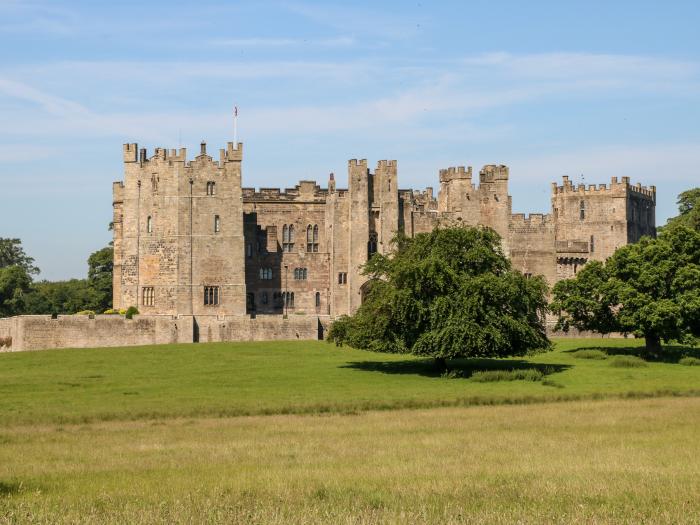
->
xmin=341 ymin=358 xmax=570 ymax=379
xmin=567 ymin=345 xmax=700 ymax=363
xmin=0 ymin=481 xmax=25 ymax=496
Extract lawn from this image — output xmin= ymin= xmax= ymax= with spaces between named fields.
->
xmin=1 ymin=398 xmax=699 ymax=523
xmin=0 ymin=338 xmax=698 ymax=425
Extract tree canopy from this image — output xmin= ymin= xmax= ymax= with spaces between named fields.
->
xmin=0 ymin=238 xmax=39 ymax=275
xmin=552 ymin=223 xmax=700 ymax=354
xmin=329 ymin=226 xmax=551 ymax=364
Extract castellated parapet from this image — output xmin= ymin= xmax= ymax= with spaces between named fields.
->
xmin=113 ymin=141 xmax=657 ymax=325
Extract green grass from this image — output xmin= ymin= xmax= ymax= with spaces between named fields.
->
xmin=680 ymin=356 xmax=700 ymax=366
xmin=1 ymin=398 xmax=699 ymax=523
xmin=609 ymin=355 xmax=648 ymax=368
xmin=470 ymin=368 xmax=544 ymax=382
xmin=571 ymin=349 xmax=608 ymax=360
xmin=0 ymin=338 xmax=698 ymax=426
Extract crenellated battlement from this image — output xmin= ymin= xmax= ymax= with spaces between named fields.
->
xmin=479 ymin=164 xmax=509 ymax=183
xmin=123 ymin=142 xmax=242 ymax=168
xmin=439 ymin=166 xmax=473 ymax=182
xmin=242 ymin=180 xmax=328 ymax=202
xmin=510 ymin=213 xmax=553 ymax=228
xmin=377 ymin=160 xmax=397 ymax=169
xmin=552 ymin=175 xmax=656 ymax=199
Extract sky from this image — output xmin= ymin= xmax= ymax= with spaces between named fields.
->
xmin=0 ymin=0 xmax=698 ymax=280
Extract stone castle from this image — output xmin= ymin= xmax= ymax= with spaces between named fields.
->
xmin=112 ymin=140 xmax=656 ymax=319
xmin=0 ymin=138 xmax=656 ymax=351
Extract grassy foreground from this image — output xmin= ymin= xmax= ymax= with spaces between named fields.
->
xmin=1 ymin=397 xmax=699 ymax=523
xmin=0 ymin=338 xmax=699 ymax=425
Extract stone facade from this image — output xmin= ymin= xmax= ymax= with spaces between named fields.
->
xmin=113 ymin=141 xmax=656 ymax=321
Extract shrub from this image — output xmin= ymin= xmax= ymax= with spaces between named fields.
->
xmin=679 ymin=357 xmax=700 ymax=366
xmin=118 ymin=308 xmax=128 ymax=315
xmin=471 ymin=369 xmax=544 ymax=382
xmin=571 ymin=349 xmax=607 ymax=360
xmin=125 ymin=306 xmax=139 ymax=319
xmin=441 ymin=369 xmax=464 ymax=379
xmin=609 ymin=355 xmax=647 ymax=368
xmin=75 ymin=310 xmax=95 ymax=316
xmin=103 ymin=309 xmax=119 ymax=315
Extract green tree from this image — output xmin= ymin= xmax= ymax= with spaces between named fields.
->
xmin=661 ymin=187 xmax=700 ymax=232
xmin=552 ymin=225 xmax=700 ymax=354
xmin=87 ymin=246 xmax=113 ymax=312
xmin=0 ymin=238 xmax=39 ymax=275
xmin=0 ymin=265 xmax=32 ymax=317
xmin=329 ymin=226 xmax=551 ymax=367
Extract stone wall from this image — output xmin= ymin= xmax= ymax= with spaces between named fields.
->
xmin=0 ymin=314 xmax=328 ymax=352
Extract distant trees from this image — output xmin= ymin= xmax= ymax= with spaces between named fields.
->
xmin=0 ymin=238 xmax=113 ymax=317
xmin=329 ymin=226 xmax=551 ymax=366
xmin=552 ymin=188 xmax=700 ymax=355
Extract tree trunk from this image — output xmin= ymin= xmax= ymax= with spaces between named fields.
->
xmin=644 ymin=333 xmax=662 ymax=359
xmin=434 ymin=357 xmax=447 ymax=372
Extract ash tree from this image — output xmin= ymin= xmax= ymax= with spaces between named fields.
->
xmin=329 ymin=226 xmax=551 ymax=366
xmin=552 ymin=224 xmax=700 ymax=355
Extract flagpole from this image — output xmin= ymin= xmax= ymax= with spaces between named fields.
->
xmin=233 ymin=106 xmax=238 ymax=149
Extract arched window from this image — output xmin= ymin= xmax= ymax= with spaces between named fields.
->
xmin=307 ymin=224 xmax=319 ymax=252
xmin=315 ymin=291 xmax=321 ymax=308
xmin=579 ymin=200 xmax=586 ymax=220
xmin=246 ymin=243 xmax=252 ymax=258
xmin=206 ymin=181 xmax=216 ymax=196
xmin=214 ymin=215 xmax=221 ymax=233
xmin=282 ymin=224 xmax=294 ymax=252
xmin=368 ymin=231 xmax=378 ymax=258
xmin=147 ymin=216 xmax=153 ymax=233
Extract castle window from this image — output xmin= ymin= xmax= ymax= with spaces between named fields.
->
xmin=282 ymin=224 xmax=295 ymax=252
xmin=368 ymin=231 xmax=378 ymax=258
xmin=142 ymin=286 xmax=155 ymax=306
xmin=315 ymin=291 xmax=321 ymax=308
xmin=293 ymin=267 xmax=308 ymax=280
xmin=284 ymin=291 xmax=295 ymax=308
xmin=246 ymin=243 xmax=252 ymax=258
xmin=146 ymin=215 xmax=153 ymax=234
xmin=204 ymin=286 xmax=220 ymax=306
xmin=214 ymin=215 xmax=221 ymax=233
xmin=259 ymin=268 xmax=273 ymax=280
xmin=590 ymin=235 xmax=595 ymax=253
xmin=579 ymin=200 xmax=586 ymax=220
xmin=307 ymin=224 xmax=319 ymax=252
xmin=338 ymin=272 xmax=347 ymax=285
xmin=262 ymin=291 xmax=268 ymax=304
xmin=206 ymin=181 xmax=216 ymax=196
xmin=524 ymin=273 xmax=532 ymax=280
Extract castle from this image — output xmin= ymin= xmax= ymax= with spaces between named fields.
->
xmin=0 ymin=139 xmax=657 ymax=351
xmin=112 ymin=140 xmax=656 ymax=320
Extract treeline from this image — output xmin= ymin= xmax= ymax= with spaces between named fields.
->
xmin=0 ymin=239 xmax=112 ymax=317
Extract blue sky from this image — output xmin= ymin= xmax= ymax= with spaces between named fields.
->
xmin=1 ymin=0 xmax=698 ymax=280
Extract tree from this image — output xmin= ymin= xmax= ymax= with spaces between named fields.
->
xmin=552 ymin=225 xmax=700 ymax=354
xmin=0 ymin=238 xmax=39 ymax=275
xmin=329 ymin=226 xmax=551 ymax=366
xmin=87 ymin=246 xmax=113 ymax=312
xmin=661 ymin=187 xmax=700 ymax=232
xmin=0 ymin=265 xmax=32 ymax=317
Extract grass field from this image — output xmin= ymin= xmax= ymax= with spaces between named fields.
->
xmin=1 ymin=338 xmax=700 ymax=523
xmin=0 ymin=338 xmax=699 ymax=425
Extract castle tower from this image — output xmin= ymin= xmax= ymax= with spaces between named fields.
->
xmin=478 ymin=165 xmax=512 ymax=253
xmin=112 ymin=141 xmax=246 ymax=317
xmin=374 ymin=160 xmax=399 ymax=254
xmin=347 ymin=159 xmax=370 ymax=314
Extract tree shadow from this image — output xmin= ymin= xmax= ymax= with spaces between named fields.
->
xmin=567 ymin=345 xmax=700 ymax=363
xmin=341 ymin=358 xmax=570 ymax=379
xmin=0 ymin=481 xmax=24 ymax=496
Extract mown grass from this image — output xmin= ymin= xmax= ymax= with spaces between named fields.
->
xmin=1 ymin=397 xmax=699 ymax=523
xmin=0 ymin=338 xmax=699 ymax=426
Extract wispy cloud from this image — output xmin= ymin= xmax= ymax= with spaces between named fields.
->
xmin=207 ymin=36 xmax=355 ymax=48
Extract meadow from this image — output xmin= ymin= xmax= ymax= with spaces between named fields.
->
xmin=1 ymin=338 xmax=700 ymax=523
xmin=0 ymin=338 xmax=699 ymax=426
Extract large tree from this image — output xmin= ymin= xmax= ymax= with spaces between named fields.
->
xmin=329 ymin=226 xmax=551 ymax=366
xmin=661 ymin=188 xmax=700 ymax=232
xmin=87 ymin=246 xmax=113 ymax=312
xmin=552 ymin=225 xmax=700 ymax=354
xmin=0 ymin=238 xmax=39 ymax=275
